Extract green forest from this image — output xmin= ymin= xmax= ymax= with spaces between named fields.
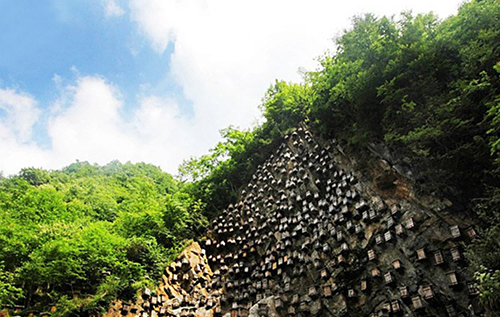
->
xmin=0 ymin=162 xmax=206 ymax=316
xmin=2 ymin=0 xmax=500 ymax=315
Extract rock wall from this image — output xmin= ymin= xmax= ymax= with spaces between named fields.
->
xmin=107 ymin=126 xmax=481 ymax=317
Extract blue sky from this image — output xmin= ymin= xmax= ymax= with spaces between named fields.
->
xmin=0 ymin=0 xmax=464 ymax=175
xmin=0 ymin=1 xmax=176 ymax=98
xmin=0 ymin=0 xmax=192 ymax=147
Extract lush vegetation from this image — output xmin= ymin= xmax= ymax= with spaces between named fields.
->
xmin=181 ymin=0 xmax=500 ymax=313
xmin=2 ymin=0 xmax=500 ymax=315
xmin=0 ymin=161 xmax=205 ymax=316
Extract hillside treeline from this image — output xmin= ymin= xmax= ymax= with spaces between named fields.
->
xmin=180 ymin=0 xmax=500 ymax=312
xmin=1 ymin=0 xmax=500 ymax=315
xmin=0 ymin=162 xmax=206 ymax=316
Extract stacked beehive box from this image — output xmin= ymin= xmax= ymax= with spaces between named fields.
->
xmin=108 ymin=126 xmax=480 ymax=317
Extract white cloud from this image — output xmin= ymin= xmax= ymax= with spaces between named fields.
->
xmin=1 ymin=0 xmax=465 ymax=176
xmin=48 ymin=76 xmax=129 ymax=164
xmin=0 ymin=87 xmax=50 ymax=175
xmin=103 ymin=0 xmax=125 ymax=18
xmin=0 ymin=77 xmax=194 ymax=175
xmin=0 ymin=136 xmax=50 ymax=176
xmin=128 ymin=0 xmax=464 ymax=169
xmin=124 ymin=0 xmax=459 ymax=172
xmin=0 ymin=87 xmax=40 ymax=143
xmin=131 ymin=95 xmax=196 ymax=163
xmin=46 ymin=76 xmax=195 ymax=171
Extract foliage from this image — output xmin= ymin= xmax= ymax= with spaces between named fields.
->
xmin=308 ymin=2 xmax=500 ymax=201
xmin=182 ymin=0 xmax=500 ymax=313
xmin=0 ymin=161 xmax=203 ymax=316
xmin=260 ymin=80 xmax=313 ymax=137
xmin=183 ymin=0 xmax=500 ymax=214
xmin=0 ymin=261 xmax=23 ymax=306
xmin=475 ymin=268 xmax=500 ymax=313
xmin=3 ymin=0 xmax=500 ymax=314
xmin=178 ymin=124 xmax=279 ymax=219
xmin=309 ymin=1 xmax=499 ymax=309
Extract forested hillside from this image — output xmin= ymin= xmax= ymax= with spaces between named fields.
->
xmin=181 ymin=0 xmax=500 ymax=312
xmin=0 ymin=162 xmax=206 ymax=316
xmin=1 ymin=0 xmax=500 ymax=315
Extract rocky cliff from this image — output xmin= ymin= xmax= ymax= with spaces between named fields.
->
xmin=106 ymin=126 xmax=480 ymax=317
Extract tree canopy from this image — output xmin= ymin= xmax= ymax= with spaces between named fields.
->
xmin=0 ymin=161 xmax=205 ymax=316
xmin=2 ymin=0 xmax=500 ymax=315
xmin=181 ymin=0 xmax=500 ymax=312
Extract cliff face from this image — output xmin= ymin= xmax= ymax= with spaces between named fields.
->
xmin=107 ymin=126 xmax=480 ymax=317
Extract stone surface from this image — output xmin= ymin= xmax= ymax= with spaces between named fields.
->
xmin=105 ymin=125 xmax=480 ymax=317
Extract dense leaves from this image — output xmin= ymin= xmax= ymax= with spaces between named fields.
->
xmin=309 ymin=2 xmax=500 ymax=203
xmin=179 ymin=126 xmax=280 ymax=219
xmin=0 ymin=162 xmax=204 ymax=316
xmin=182 ymin=0 xmax=500 ymax=313
xmin=307 ymin=4 xmax=500 ymax=310
xmin=2 ymin=0 xmax=500 ymax=315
